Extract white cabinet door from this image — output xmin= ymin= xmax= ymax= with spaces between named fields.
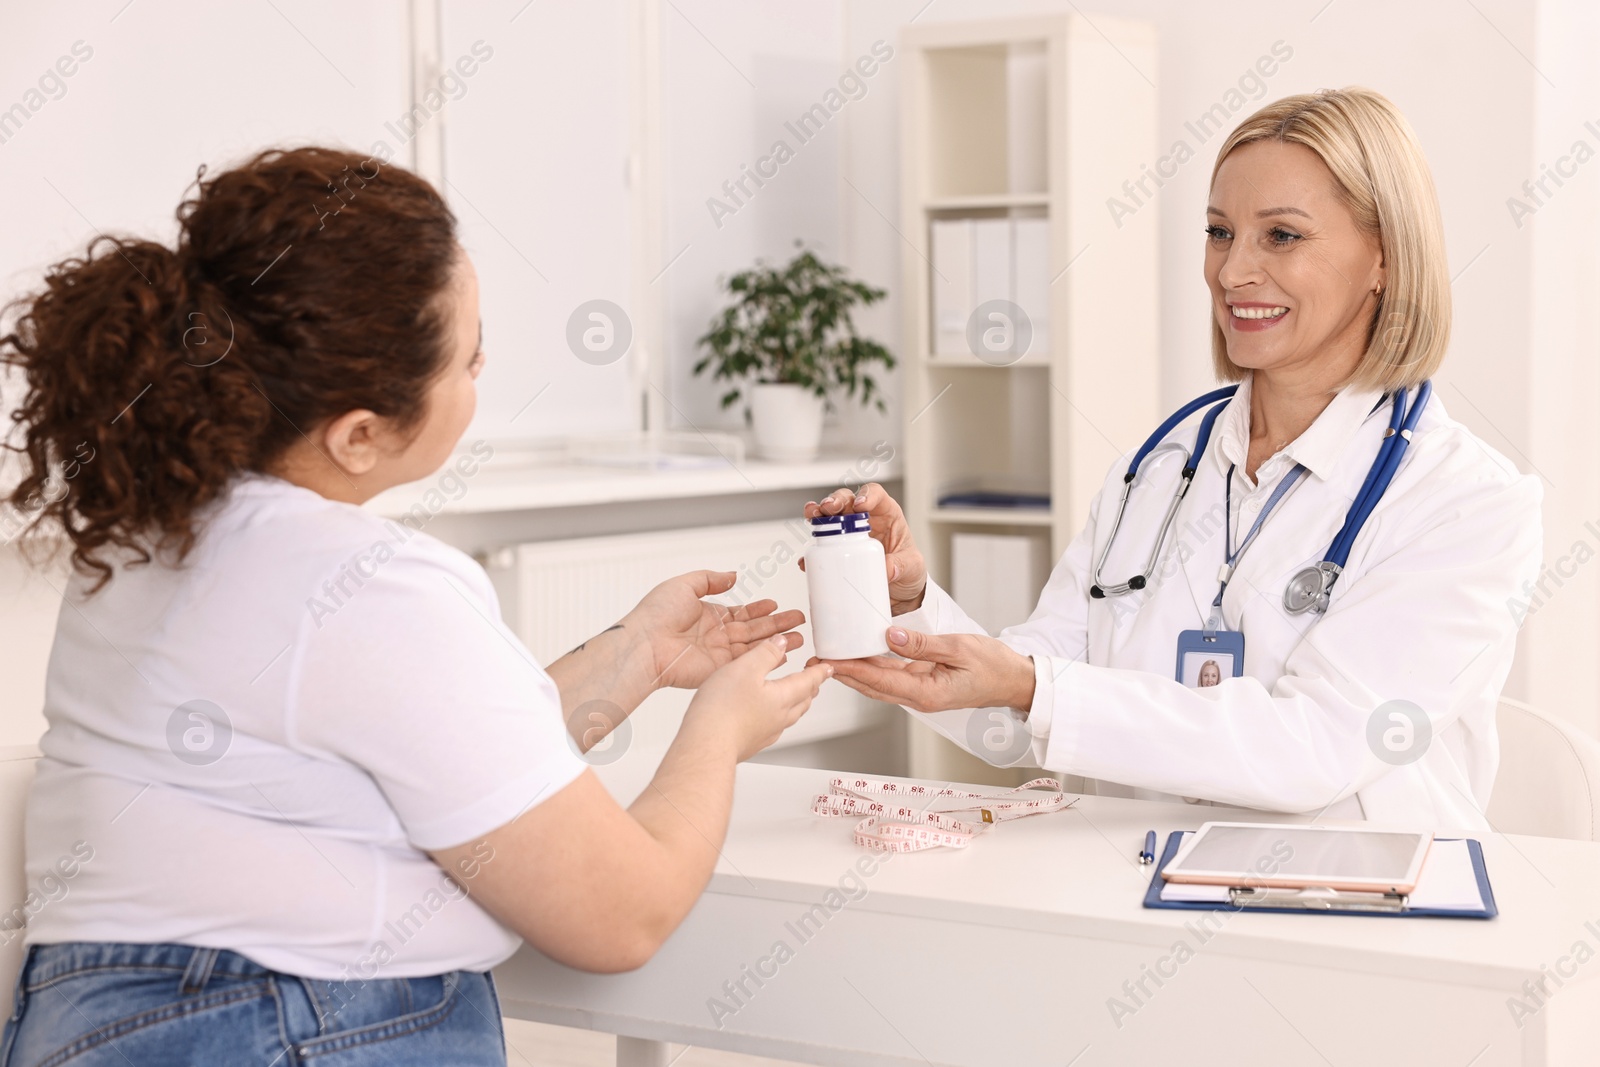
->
xmin=439 ymin=0 xmax=636 ymax=443
xmin=0 ymin=2 xmax=410 ymax=290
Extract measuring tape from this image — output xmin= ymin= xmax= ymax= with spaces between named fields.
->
xmin=812 ymin=776 xmax=1076 ymax=853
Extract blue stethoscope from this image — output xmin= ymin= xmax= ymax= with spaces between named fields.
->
xmin=1089 ymin=380 xmax=1432 ymax=615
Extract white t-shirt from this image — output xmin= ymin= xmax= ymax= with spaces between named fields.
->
xmin=24 ymin=474 xmax=587 ymax=979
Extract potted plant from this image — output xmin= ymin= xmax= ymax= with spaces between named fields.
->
xmin=694 ymin=245 xmax=895 ymax=462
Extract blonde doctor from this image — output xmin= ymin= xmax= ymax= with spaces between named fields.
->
xmin=807 ymin=88 xmax=1542 ymax=829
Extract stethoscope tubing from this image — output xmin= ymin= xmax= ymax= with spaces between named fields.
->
xmin=1324 ymin=380 xmax=1431 ymax=568
xmin=1090 ymin=388 xmax=1238 ymax=598
xmin=1125 ymin=385 xmax=1239 ymax=478
xmin=1092 ymin=380 xmax=1432 ymax=611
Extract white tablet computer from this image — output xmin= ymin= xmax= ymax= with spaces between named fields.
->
xmin=1161 ymin=822 xmax=1435 ymax=894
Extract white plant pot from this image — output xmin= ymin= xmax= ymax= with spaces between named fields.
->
xmin=749 ymin=382 xmax=825 ymax=462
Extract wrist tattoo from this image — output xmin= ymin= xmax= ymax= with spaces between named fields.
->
xmin=568 ymin=623 xmax=624 ymax=656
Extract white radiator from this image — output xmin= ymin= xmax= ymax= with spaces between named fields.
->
xmin=482 ymin=519 xmax=888 ymax=776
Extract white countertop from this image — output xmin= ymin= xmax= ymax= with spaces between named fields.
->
xmin=366 ymin=446 xmax=900 ymax=518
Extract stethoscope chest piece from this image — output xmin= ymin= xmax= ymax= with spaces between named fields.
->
xmin=1284 ymin=561 xmax=1342 ymax=615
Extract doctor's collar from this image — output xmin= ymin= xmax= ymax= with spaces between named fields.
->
xmin=1214 ymin=374 xmax=1389 ymax=482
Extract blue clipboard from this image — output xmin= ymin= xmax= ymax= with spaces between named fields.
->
xmin=1142 ymin=831 xmax=1498 ymax=919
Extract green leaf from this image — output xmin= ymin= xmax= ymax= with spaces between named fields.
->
xmin=689 ymin=243 xmax=896 ymax=409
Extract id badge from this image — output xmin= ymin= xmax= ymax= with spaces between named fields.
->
xmin=1175 ymin=629 xmax=1245 ymax=688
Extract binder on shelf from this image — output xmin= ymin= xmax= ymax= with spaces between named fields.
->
xmin=971 ymin=217 xmax=1012 ymax=315
xmin=931 ymin=219 xmax=973 ymax=356
xmin=1012 ymin=216 xmax=1050 ymax=358
xmin=1142 ymin=831 xmax=1498 ymax=919
xmin=928 ymin=216 xmax=1050 ymax=361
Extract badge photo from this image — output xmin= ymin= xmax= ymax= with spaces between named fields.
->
xmin=1175 ymin=629 xmax=1245 ymax=688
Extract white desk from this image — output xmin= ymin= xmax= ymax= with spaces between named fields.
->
xmin=493 ymin=764 xmax=1600 ymax=1067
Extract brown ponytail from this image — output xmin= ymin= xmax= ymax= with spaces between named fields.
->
xmin=1 ymin=146 xmax=459 ymax=588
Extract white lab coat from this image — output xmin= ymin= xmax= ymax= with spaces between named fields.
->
xmin=899 ymin=373 xmax=1543 ymax=829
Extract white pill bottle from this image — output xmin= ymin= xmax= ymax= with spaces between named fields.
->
xmin=804 ymin=511 xmax=893 ymax=660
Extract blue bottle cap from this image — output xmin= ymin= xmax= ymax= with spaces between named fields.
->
xmin=810 ymin=512 xmax=871 ymax=536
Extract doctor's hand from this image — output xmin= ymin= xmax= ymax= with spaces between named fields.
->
xmin=624 ymin=569 xmax=806 ymax=691
xmin=803 ymin=482 xmax=928 ymax=614
xmin=815 ymin=626 xmax=1037 ymax=716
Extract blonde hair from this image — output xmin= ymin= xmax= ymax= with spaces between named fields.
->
xmin=1208 ymin=87 xmax=1449 ymax=391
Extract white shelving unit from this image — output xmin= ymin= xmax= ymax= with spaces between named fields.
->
xmin=899 ymin=14 xmax=1160 ymax=781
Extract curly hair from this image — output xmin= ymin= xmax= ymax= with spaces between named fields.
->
xmin=1 ymin=146 xmax=460 ymax=589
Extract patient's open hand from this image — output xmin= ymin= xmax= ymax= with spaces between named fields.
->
xmin=627 ymin=570 xmax=805 ymax=691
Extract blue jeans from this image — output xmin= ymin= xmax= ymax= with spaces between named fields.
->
xmin=0 ymin=942 xmax=507 ymax=1066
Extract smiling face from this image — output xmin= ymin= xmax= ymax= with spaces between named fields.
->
xmin=1204 ymin=140 xmax=1386 ymax=387
xmin=1198 ymin=660 xmax=1222 ymax=687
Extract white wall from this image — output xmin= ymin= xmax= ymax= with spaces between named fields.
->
xmin=1524 ymin=0 xmax=1600 ymax=730
xmin=0 ymin=550 xmax=60 ymax=747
